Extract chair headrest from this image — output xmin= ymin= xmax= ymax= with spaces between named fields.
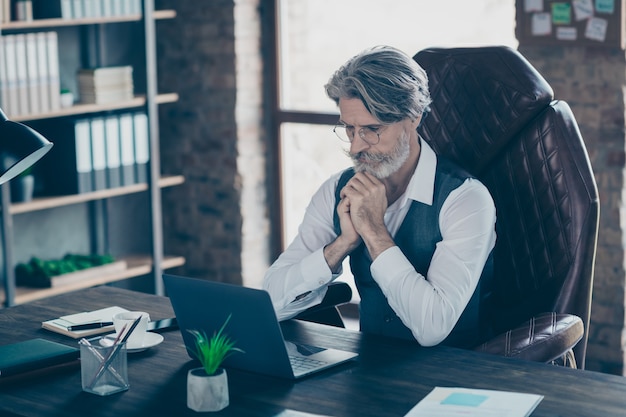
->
xmin=413 ymin=46 xmax=554 ymax=174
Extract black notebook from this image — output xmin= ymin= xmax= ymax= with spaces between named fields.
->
xmin=0 ymin=338 xmax=79 ymax=378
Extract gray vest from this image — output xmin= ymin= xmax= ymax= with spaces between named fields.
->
xmin=333 ymin=159 xmax=493 ymax=348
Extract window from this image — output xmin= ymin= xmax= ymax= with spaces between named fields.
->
xmin=270 ymin=1 xmax=517 ymax=297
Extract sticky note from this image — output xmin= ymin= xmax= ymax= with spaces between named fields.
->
xmin=532 ymin=12 xmax=552 ymax=35
xmin=524 ymin=0 xmax=544 ymax=12
xmin=573 ymin=0 xmax=594 ymax=20
xmin=441 ymin=393 xmax=488 ymax=407
xmin=557 ymin=27 xmax=578 ymax=40
xmin=552 ymin=3 xmax=572 ymax=24
xmin=595 ymin=0 xmax=615 ymax=14
xmin=585 ymin=16 xmax=608 ymax=41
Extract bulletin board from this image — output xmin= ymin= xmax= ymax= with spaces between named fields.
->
xmin=516 ymin=0 xmax=625 ymax=49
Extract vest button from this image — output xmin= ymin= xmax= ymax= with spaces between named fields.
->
xmin=384 ymin=315 xmax=393 ymax=323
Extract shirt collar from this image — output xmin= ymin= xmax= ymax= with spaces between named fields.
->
xmin=405 ymin=137 xmax=436 ymax=206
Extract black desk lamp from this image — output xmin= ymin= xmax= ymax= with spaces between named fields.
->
xmin=0 ymin=107 xmax=53 ymax=185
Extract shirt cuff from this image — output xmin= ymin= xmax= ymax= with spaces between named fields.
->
xmin=299 ymin=247 xmax=338 ymax=288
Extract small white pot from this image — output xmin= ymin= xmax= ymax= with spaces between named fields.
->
xmin=187 ymin=367 xmax=229 ymax=412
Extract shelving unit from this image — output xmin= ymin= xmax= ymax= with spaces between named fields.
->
xmin=0 ymin=2 xmax=183 ymax=306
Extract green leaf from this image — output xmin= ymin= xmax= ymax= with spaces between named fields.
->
xmin=187 ymin=314 xmax=244 ymax=376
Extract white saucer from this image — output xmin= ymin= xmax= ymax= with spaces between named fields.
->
xmin=100 ymin=332 xmax=164 ymax=353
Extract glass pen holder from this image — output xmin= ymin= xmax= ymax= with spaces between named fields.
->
xmin=79 ymin=336 xmax=129 ymax=396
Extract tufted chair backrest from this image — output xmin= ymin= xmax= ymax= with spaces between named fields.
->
xmin=413 ymin=46 xmax=599 ymax=367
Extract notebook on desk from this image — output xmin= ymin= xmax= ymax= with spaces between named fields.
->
xmin=163 ymin=274 xmax=358 ymax=379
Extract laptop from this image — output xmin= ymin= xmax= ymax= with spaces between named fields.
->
xmin=163 ymin=274 xmax=358 ymax=379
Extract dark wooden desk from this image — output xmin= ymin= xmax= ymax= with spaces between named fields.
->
xmin=1 ymin=286 xmax=625 ymax=417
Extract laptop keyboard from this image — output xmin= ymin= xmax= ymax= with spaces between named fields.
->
xmin=289 ymin=355 xmax=327 ymax=372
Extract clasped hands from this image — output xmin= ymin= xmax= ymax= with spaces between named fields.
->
xmin=336 ymin=172 xmax=395 ymax=260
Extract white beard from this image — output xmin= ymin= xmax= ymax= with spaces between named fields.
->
xmin=348 ymin=132 xmax=410 ymax=179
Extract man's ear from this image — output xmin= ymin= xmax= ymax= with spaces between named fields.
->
xmin=417 ymin=107 xmax=430 ymax=128
xmin=412 ymin=114 xmax=422 ymax=129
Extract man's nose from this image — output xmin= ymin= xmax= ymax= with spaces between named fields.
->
xmin=350 ymin=132 xmax=371 ymax=154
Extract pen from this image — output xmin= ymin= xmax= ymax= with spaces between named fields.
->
xmin=88 ymin=317 xmax=141 ymax=389
xmin=79 ymin=337 xmax=127 ymax=386
xmin=67 ymin=321 xmax=114 ymax=331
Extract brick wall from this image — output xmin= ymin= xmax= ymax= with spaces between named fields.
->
xmin=519 ymin=45 xmax=626 ymax=374
xmin=155 ymin=0 xmax=268 ymax=286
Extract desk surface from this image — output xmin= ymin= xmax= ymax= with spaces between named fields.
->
xmin=1 ymin=286 xmax=625 ymax=417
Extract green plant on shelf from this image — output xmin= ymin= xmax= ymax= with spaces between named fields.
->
xmin=15 ymin=253 xmax=116 ymax=288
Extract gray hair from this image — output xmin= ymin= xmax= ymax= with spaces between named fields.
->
xmin=325 ymin=45 xmax=432 ymax=124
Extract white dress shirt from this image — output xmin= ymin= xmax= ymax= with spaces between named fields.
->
xmin=263 ymin=140 xmax=496 ymax=346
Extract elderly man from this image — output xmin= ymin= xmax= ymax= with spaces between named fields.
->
xmin=263 ymin=45 xmax=496 ymax=348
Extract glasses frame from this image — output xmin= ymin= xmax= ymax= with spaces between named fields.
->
xmin=333 ymin=123 xmax=388 ymax=146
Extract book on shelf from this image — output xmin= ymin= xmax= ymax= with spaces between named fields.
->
xmin=14 ymin=33 xmax=29 ymax=116
xmin=119 ymin=112 xmax=137 ymax=186
xmin=32 ymin=0 xmax=72 ymax=19
xmin=75 ymin=118 xmax=93 ymax=192
xmin=133 ymin=112 xmax=149 ymax=184
xmin=111 ymin=0 xmax=122 ymax=16
xmin=89 ymin=117 xmax=107 ymax=191
xmin=34 ymin=111 xmax=145 ymax=195
xmin=33 ymin=117 xmax=93 ymax=195
xmin=0 ymin=32 xmax=9 ymax=109
xmin=404 ymin=387 xmax=544 ymax=417
xmin=71 ymin=0 xmax=82 ymax=18
xmin=46 ymin=31 xmax=61 ymax=111
xmin=0 ymin=31 xmax=60 ymax=117
xmin=24 ymin=32 xmax=41 ymax=115
xmin=42 ymin=305 xmax=129 ymax=338
xmin=0 ymin=338 xmax=79 ymax=378
xmin=82 ymin=0 xmax=98 ymax=18
xmin=32 ymin=0 xmax=142 ymax=19
xmin=35 ymin=32 xmax=51 ymax=114
xmin=101 ymin=0 xmax=112 ymax=16
xmin=2 ymin=35 xmax=19 ymax=116
xmin=78 ymin=65 xmax=134 ymax=104
xmin=78 ymin=65 xmax=133 ymax=79
xmin=104 ymin=114 xmax=122 ymax=188
xmin=0 ymin=0 xmax=9 ymax=23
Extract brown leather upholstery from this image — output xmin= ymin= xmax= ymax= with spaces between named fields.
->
xmin=295 ymin=282 xmax=352 ymax=328
xmin=475 ymin=312 xmax=583 ymax=365
xmin=413 ymin=46 xmax=599 ymax=368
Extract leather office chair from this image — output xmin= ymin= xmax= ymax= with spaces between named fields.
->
xmin=295 ymin=281 xmax=353 ymax=328
xmin=412 ymin=46 xmax=599 ymax=369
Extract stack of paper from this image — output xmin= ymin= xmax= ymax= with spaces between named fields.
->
xmin=78 ymin=66 xmax=134 ymax=104
xmin=42 ymin=306 xmax=129 ymax=338
xmin=405 ymin=387 xmax=543 ymax=417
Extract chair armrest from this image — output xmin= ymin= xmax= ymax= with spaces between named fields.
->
xmin=294 ymin=282 xmax=352 ymax=327
xmin=474 ymin=312 xmax=583 ymax=364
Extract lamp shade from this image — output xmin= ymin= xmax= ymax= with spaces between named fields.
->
xmin=0 ymin=108 xmax=53 ymax=186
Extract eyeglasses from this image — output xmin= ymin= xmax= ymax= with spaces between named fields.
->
xmin=333 ymin=123 xmax=388 ymax=146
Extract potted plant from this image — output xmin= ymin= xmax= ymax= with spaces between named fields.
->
xmin=60 ymin=88 xmax=74 ymax=108
xmin=186 ymin=314 xmax=243 ymax=412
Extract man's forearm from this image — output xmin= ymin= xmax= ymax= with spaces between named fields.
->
xmin=323 ymin=235 xmax=359 ymax=273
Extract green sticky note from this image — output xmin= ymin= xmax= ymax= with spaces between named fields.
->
xmin=595 ymin=0 xmax=615 ymax=13
xmin=552 ymin=3 xmax=572 ymax=24
xmin=441 ymin=392 xmax=488 ymax=407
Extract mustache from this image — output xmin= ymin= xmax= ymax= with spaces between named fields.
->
xmin=344 ymin=149 xmax=393 ymax=164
